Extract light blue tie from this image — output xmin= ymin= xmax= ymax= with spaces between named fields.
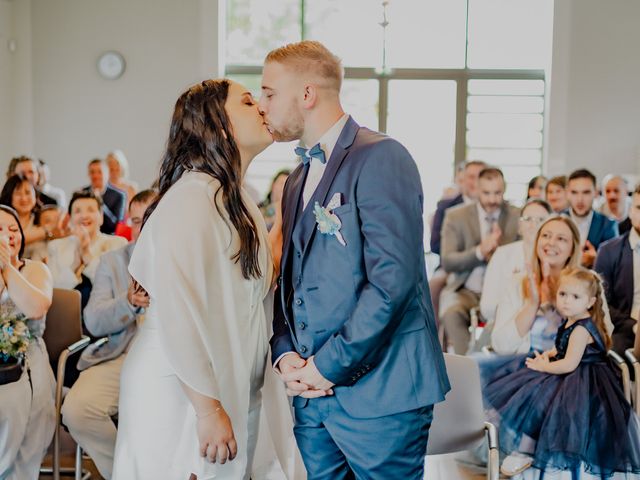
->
xmin=294 ymin=143 xmax=326 ymax=166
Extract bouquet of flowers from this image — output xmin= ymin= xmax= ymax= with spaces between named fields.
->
xmin=0 ymin=305 xmax=31 ymax=365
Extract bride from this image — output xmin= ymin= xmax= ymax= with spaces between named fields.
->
xmin=112 ymin=79 xmax=296 ymax=479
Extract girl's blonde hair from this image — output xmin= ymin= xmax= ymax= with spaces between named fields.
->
xmin=522 ymin=215 xmax=581 ymax=301
xmin=558 ymin=266 xmax=612 ymax=351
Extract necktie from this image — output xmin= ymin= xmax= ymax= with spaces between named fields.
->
xmin=294 ymin=143 xmax=326 ymax=166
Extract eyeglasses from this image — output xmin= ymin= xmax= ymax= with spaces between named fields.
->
xmin=520 ymin=216 xmax=547 ymax=224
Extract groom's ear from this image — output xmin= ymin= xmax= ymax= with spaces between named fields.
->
xmin=301 ymin=84 xmax=318 ymax=109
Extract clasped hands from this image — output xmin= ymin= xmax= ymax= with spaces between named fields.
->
xmin=525 ymin=348 xmax=556 ymax=372
xmin=278 ymin=353 xmax=335 ymax=398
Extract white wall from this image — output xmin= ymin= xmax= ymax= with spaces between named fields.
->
xmin=547 ymin=0 xmax=640 ymax=181
xmin=15 ymin=0 xmax=220 ymax=195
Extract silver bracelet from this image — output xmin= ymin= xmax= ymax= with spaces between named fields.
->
xmin=196 ymin=406 xmax=221 ymax=419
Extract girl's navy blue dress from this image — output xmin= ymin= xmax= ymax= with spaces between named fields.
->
xmin=484 ymin=317 xmax=640 ymax=477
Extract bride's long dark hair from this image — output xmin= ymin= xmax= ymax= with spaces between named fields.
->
xmin=144 ymin=79 xmax=261 ymax=279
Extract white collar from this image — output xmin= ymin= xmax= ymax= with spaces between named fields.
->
xmin=299 ymin=114 xmax=350 ymax=161
xmin=629 ymin=228 xmax=640 ymax=251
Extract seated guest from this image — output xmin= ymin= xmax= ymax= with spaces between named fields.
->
xmin=7 ymin=155 xmax=58 ymax=206
xmin=62 ymin=190 xmax=156 ymax=480
xmin=47 ymin=191 xmax=126 ymax=307
xmin=0 ymin=205 xmax=55 ymax=479
xmin=526 ymin=175 xmax=547 ymax=201
xmin=599 ymin=174 xmax=631 ymax=234
xmin=565 ymin=168 xmax=618 ymax=267
xmin=83 ymin=158 xmax=126 ymax=235
xmin=430 ymin=160 xmax=486 ymax=256
xmin=480 ymin=199 xmax=552 ymax=325
xmin=440 ymin=167 xmax=520 ymax=354
xmin=259 ymin=169 xmax=289 ymax=231
xmin=544 ymin=175 xmax=569 ymax=213
xmin=0 ymin=175 xmax=68 ymax=262
xmin=106 ymin=150 xmax=138 ymax=208
xmin=594 ymin=184 xmax=640 ymax=354
xmin=491 ymin=216 xmax=581 ymax=355
xmin=37 ymin=159 xmax=67 ymax=210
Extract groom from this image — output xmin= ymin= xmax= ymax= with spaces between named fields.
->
xmin=260 ymin=41 xmax=450 ymax=479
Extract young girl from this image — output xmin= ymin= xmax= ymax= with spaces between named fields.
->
xmin=484 ymin=267 xmax=640 ymax=478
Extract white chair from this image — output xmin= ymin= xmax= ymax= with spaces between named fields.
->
xmin=427 ymin=353 xmax=499 ymax=480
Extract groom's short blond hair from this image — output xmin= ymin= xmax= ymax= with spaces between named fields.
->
xmin=265 ymin=40 xmax=343 ymax=93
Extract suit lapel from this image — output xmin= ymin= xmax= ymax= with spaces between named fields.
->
xmin=280 ymin=164 xmax=308 ymax=281
xmin=587 ymin=212 xmax=602 ymax=246
xmin=620 ymin=236 xmax=634 ymax=308
xmin=295 ymin=117 xmax=360 ymax=256
xmin=468 ymin=205 xmax=482 ymax=246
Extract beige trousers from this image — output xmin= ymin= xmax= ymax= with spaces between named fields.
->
xmin=61 ymin=354 xmax=124 ymax=479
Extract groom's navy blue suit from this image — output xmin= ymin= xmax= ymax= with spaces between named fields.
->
xmin=271 ymin=117 xmax=450 ymax=479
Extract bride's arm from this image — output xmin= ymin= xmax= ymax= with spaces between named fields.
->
xmin=268 ymin=199 xmax=283 ymax=279
xmin=179 ymin=380 xmax=237 ymax=465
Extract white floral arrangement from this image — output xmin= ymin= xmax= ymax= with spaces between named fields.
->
xmin=0 ymin=306 xmax=31 ymax=363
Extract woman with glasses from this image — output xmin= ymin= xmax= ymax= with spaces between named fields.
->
xmin=480 ymin=199 xmax=553 ymax=326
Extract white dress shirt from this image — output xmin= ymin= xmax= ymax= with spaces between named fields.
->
xmin=301 ymin=114 xmax=350 ymax=209
xmin=465 ymin=204 xmax=500 ymax=294
xmin=629 ymin=228 xmax=640 ymax=321
xmin=570 ymin=209 xmax=594 ymax=246
xmin=47 ymin=233 xmax=127 ymax=289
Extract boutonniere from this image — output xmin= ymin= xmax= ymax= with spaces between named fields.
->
xmin=313 ymin=193 xmax=346 ymax=246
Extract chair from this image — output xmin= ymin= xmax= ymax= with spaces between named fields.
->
xmin=40 ymin=288 xmax=91 ymax=480
xmin=625 ymin=349 xmax=640 ymax=415
xmin=608 ymin=350 xmax=632 ymax=404
xmin=426 ymin=353 xmax=499 ymax=480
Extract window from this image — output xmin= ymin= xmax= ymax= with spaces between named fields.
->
xmin=225 ymin=0 xmax=554 ymax=248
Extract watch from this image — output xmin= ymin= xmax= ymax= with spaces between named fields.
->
xmin=97 ymin=51 xmax=126 ymax=80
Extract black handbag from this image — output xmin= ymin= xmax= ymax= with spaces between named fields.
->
xmin=0 ymin=356 xmax=24 ymax=385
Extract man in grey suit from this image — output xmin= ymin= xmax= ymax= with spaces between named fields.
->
xmin=440 ymin=167 xmax=520 ymax=354
xmin=61 ymin=189 xmax=156 ymax=479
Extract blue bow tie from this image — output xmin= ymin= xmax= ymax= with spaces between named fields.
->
xmin=294 ymin=143 xmax=326 ymax=166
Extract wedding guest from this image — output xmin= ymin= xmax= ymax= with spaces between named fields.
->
xmin=491 ymin=216 xmax=581 ymax=355
xmin=0 ymin=175 xmax=67 ymax=262
xmin=7 ymin=156 xmax=58 ymax=206
xmin=565 ymin=169 xmax=618 ymax=268
xmin=480 ymin=199 xmax=552 ymax=325
xmin=0 ymin=205 xmax=55 ymax=480
xmin=526 ymin=175 xmax=547 ymax=201
xmin=259 ymin=169 xmax=289 ymax=230
xmin=37 ymin=159 xmax=67 ymax=210
xmin=599 ymin=174 xmax=631 ymax=234
xmin=106 ymin=150 xmax=138 ymax=208
xmin=47 ymin=191 xmax=126 ymax=307
xmin=440 ymin=167 xmax=520 ymax=354
xmin=594 ymin=184 xmax=640 ymax=354
xmin=62 ymin=189 xmax=156 ymax=480
xmin=545 ymin=175 xmax=569 ymax=213
xmin=82 ymin=159 xmax=126 ymax=235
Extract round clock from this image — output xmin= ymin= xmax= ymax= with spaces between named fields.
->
xmin=97 ymin=51 xmax=126 ymax=80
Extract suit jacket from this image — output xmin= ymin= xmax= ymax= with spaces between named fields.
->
xmin=83 ymin=184 xmax=126 ymax=234
xmin=430 ymin=193 xmax=463 ymax=255
xmin=78 ymin=242 xmax=139 ymax=370
xmin=271 ymin=117 xmax=450 ymax=419
xmin=594 ymin=232 xmax=635 ymax=353
xmin=440 ymin=201 xmax=520 ymax=292
xmin=563 ymin=209 xmax=619 ymax=249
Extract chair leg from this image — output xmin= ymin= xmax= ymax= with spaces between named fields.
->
xmin=484 ymin=421 xmax=500 ymax=480
xmin=75 ymin=444 xmax=82 ymax=480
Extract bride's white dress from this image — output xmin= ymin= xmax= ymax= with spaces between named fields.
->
xmin=112 ymin=171 xmax=302 ymax=480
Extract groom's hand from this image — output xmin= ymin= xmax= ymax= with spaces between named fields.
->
xmin=278 ymin=353 xmax=310 ymax=397
xmin=281 ymin=356 xmax=335 ymax=397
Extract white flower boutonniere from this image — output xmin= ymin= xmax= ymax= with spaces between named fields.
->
xmin=313 ymin=194 xmax=346 ymax=246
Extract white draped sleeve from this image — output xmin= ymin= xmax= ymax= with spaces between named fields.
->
xmin=129 ymin=174 xmax=245 ymax=400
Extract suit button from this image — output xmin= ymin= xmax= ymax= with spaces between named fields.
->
xmin=296 ymin=251 xmax=301 ymax=258
xmin=300 ymin=345 xmax=307 ymax=353
xmin=296 ymin=276 xmax=302 ymax=285
xmin=298 ymin=322 xmax=306 ymax=330
xmin=295 ymin=298 xmax=303 ymax=306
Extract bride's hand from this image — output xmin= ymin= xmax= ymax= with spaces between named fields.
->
xmin=197 ymin=407 xmax=237 ymax=464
